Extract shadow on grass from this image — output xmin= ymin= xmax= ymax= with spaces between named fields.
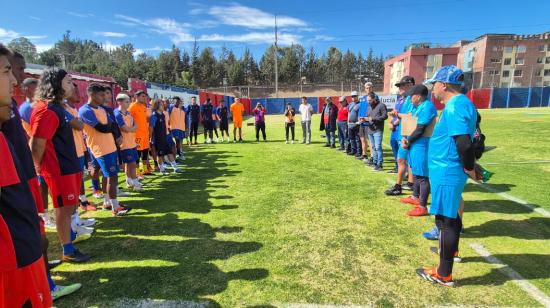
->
xmin=462 ymin=217 xmax=550 ymax=240
xmin=464 ymin=182 xmax=517 ymax=194
xmin=464 ymin=199 xmax=537 ymax=214
xmin=55 ymin=148 xmax=268 ymax=307
xmin=459 ymin=254 xmax=550 ymax=287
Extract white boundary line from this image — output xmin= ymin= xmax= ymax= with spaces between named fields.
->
xmin=470 ymin=180 xmax=550 ymax=218
xmin=469 ymin=243 xmax=550 ymax=307
xmin=483 ymin=160 xmax=550 ymax=165
xmin=381 ymin=140 xmax=549 ymax=217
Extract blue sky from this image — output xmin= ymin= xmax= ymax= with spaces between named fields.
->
xmin=1 ymin=0 xmax=549 ymax=60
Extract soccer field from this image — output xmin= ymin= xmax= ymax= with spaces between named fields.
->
xmin=49 ymin=108 xmax=550 ymax=307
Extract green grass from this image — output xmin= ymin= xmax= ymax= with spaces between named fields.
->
xmin=49 ymin=108 xmax=550 ymax=307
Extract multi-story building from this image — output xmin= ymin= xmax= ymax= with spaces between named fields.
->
xmin=383 ymin=45 xmax=459 ymax=94
xmin=383 ymin=32 xmax=550 ymax=93
xmin=457 ymin=32 xmax=550 ymax=88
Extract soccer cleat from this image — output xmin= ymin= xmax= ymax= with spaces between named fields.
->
xmin=400 ymin=196 xmax=420 ymax=206
xmin=422 ymin=226 xmax=440 ymax=240
xmin=113 ymin=206 xmax=132 ymax=217
xmin=78 ymin=218 xmax=96 ymax=227
xmin=384 ymin=184 xmax=402 ymax=196
xmin=79 ymin=200 xmax=97 ymax=211
xmin=72 ymin=233 xmax=91 ymax=244
xmin=429 ymin=247 xmax=462 ymax=262
xmin=373 ymin=165 xmax=383 ymax=172
xmin=366 ymin=158 xmax=374 ymax=166
xmin=291 ymin=140 xmax=295 ymax=144
xmin=160 ymin=169 xmax=169 ymax=176
xmin=133 ymin=183 xmax=144 ymax=191
xmin=51 ymin=283 xmax=82 ymax=301
xmin=48 ymin=259 xmax=62 ymax=270
xmin=416 ymin=267 xmax=455 ymax=287
xmin=103 ymin=203 xmax=112 ymax=210
xmin=407 ymin=206 xmax=428 ymax=217
xmin=92 ymin=190 xmax=104 ymax=199
xmin=62 ymin=249 xmax=91 ymax=263
xmin=285 ymin=140 xmax=289 ymax=144
xmin=173 ymin=167 xmax=183 ymax=173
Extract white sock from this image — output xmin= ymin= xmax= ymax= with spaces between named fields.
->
xmin=79 ymin=195 xmax=88 ymax=203
xmin=170 ymin=161 xmax=178 ymax=168
xmin=110 ymin=199 xmax=120 ymax=211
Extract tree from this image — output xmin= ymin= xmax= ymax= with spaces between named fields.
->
xmin=325 ymin=47 xmax=343 ymax=83
xmin=279 ymin=44 xmax=304 ymax=84
xmin=342 ymin=49 xmax=357 ymax=82
xmin=37 ymin=49 xmax=61 ymax=67
xmin=190 ymin=40 xmax=201 ymax=87
xmin=8 ymin=37 xmax=38 ymax=62
xmin=303 ymin=47 xmax=322 ymax=83
xmin=259 ymin=45 xmax=280 ymax=85
xmin=197 ymin=47 xmax=217 ymax=87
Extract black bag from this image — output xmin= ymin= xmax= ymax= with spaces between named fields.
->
xmin=473 ymin=130 xmax=485 ymax=160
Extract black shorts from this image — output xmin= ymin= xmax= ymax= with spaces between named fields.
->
xmin=359 ymin=125 xmax=370 ymax=138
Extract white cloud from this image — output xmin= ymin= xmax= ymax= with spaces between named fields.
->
xmin=94 ymin=31 xmax=128 ymax=38
xmin=25 ymin=35 xmax=47 ymax=40
xmin=35 ymin=44 xmax=54 ymax=53
xmin=208 ymin=4 xmax=306 ymax=29
xmin=0 ymin=27 xmax=19 ymax=40
xmin=311 ymin=35 xmax=335 ymax=42
xmin=28 ymin=15 xmax=42 ymax=21
xmin=67 ymin=11 xmax=94 ymax=18
xmin=198 ymin=32 xmax=300 ymax=45
xmin=147 ymin=18 xmax=194 ymax=44
xmin=114 ymin=14 xmax=149 ymax=26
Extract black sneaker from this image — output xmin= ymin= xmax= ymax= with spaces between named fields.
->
xmin=324 ymin=144 xmax=330 ymax=147
xmin=384 ymin=184 xmax=402 ymax=196
xmin=366 ymin=158 xmax=374 ymax=166
xmin=374 ymin=165 xmax=383 ymax=172
xmin=256 ymin=139 xmax=259 ymax=142
xmin=403 ymin=182 xmax=414 ymax=191
xmin=331 ymin=144 xmax=336 ymax=148
xmin=239 ymin=139 xmax=244 ymax=143
xmin=347 ymin=152 xmax=355 ymax=156
xmin=48 ymin=259 xmax=62 ymax=270
xmin=355 ymin=155 xmax=364 ymax=160
xmin=62 ymin=249 xmax=91 ymax=263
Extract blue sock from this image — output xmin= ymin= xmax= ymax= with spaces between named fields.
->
xmin=91 ymin=179 xmax=100 ymax=190
xmin=70 ymin=229 xmax=76 ymax=242
xmin=47 ymin=273 xmax=56 ymax=291
xmin=63 ymin=243 xmax=75 ymax=255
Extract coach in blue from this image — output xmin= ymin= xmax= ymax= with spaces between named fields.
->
xmin=416 ymin=65 xmax=477 ymax=287
xmin=186 ymin=96 xmax=200 ymax=145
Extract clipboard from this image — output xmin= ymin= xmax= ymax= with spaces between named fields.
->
xmin=400 ymin=114 xmax=437 ymax=137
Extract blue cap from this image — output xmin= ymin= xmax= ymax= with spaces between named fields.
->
xmin=424 ymin=65 xmax=464 ymax=85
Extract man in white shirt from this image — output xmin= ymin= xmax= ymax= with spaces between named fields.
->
xmin=299 ymin=96 xmax=314 ymax=144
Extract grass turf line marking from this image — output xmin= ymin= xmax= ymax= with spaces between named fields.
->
xmin=469 ymin=180 xmax=550 ymax=218
xmin=483 ymin=160 xmax=550 ymax=165
xmin=470 ymin=243 xmax=550 ymax=307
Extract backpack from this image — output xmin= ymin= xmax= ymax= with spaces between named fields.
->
xmin=473 ymin=111 xmax=485 ymax=159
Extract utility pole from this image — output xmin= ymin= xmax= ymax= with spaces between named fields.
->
xmin=274 ymin=14 xmax=279 ymax=98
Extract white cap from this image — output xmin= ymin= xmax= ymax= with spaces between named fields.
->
xmin=351 ymin=91 xmax=358 ymax=96
xmin=339 ymin=96 xmax=347 ymax=102
xmin=116 ymin=93 xmax=130 ymax=101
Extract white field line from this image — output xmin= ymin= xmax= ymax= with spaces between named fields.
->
xmin=470 ymin=180 xmax=550 ymax=218
xmin=469 ymin=243 xmax=550 ymax=307
xmin=483 ymin=160 xmax=550 ymax=165
xmin=381 ymin=141 xmax=549 ymax=217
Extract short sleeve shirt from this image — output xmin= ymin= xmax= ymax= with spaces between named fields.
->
xmin=409 ymin=100 xmax=438 ymax=148
xmin=114 ymin=109 xmax=137 ymax=150
xmin=428 ymin=94 xmax=477 ymax=187
xmin=79 ymin=103 xmax=117 ymax=158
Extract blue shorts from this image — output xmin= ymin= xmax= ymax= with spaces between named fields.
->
xmin=429 ymin=181 xmax=466 ymax=219
xmin=78 ymin=156 xmax=85 ymax=171
xmin=397 ymin=143 xmax=409 ymax=160
xmin=120 ymin=148 xmax=138 ymax=164
xmin=409 ymin=146 xmax=429 ymax=177
xmin=172 ymin=129 xmax=185 ymax=140
xmin=92 ymin=152 xmax=120 ymax=177
xmin=166 ymin=134 xmax=175 ymax=147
